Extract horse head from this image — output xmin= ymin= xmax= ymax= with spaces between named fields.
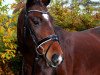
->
xmin=18 ymin=0 xmax=63 ymax=68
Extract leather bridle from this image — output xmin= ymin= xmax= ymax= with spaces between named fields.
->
xmin=24 ymin=9 xmax=59 ymax=63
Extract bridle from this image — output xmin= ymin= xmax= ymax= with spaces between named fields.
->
xmin=24 ymin=9 xmax=59 ymax=65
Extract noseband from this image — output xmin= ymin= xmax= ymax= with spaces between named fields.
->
xmin=24 ymin=9 xmax=59 ymax=60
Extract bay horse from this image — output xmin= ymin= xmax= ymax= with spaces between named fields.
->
xmin=17 ymin=0 xmax=100 ymax=75
xmin=17 ymin=0 xmax=63 ymax=75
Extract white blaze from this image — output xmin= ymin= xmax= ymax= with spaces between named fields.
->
xmin=42 ymin=14 xmax=49 ymax=20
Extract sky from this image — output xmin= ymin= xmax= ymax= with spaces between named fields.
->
xmin=91 ymin=0 xmax=100 ymax=2
xmin=3 ymin=0 xmax=16 ymax=5
xmin=3 ymin=0 xmax=16 ymax=15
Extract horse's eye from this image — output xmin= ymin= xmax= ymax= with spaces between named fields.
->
xmin=32 ymin=17 xmax=40 ymax=25
xmin=33 ymin=20 xmax=39 ymax=25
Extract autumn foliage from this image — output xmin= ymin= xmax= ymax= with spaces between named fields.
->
xmin=49 ymin=1 xmax=100 ymax=31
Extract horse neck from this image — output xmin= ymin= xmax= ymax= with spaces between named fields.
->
xmin=32 ymin=59 xmax=54 ymax=75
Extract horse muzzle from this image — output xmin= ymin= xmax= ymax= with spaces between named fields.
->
xmin=47 ymin=54 xmax=63 ymax=68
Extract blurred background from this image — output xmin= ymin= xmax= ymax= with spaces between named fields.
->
xmin=0 ymin=0 xmax=100 ymax=74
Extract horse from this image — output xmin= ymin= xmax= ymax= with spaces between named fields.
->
xmin=17 ymin=0 xmax=100 ymax=75
xmin=17 ymin=0 xmax=63 ymax=75
xmin=54 ymin=26 xmax=100 ymax=75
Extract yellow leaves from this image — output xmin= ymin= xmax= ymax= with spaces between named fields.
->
xmin=3 ymin=26 xmax=16 ymax=42
xmin=0 ymin=15 xmax=7 ymax=25
xmin=12 ymin=17 xmax=17 ymax=22
xmin=2 ymin=29 xmax=17 ymax=56
xmin=5 ymin=19 xmax=12 ymax=27
xmin=0 ymin=2 xmax=19 ymax=73
xmin=3 ymin=36 xmax=11 ymax=43
xmin=8 ymin=28 xmax=13 ymax=36
xmin=0 ymin=49 xmax=16 ymax=63
xmin=4 ymin=43 xmax=17 ymax=50
xmin=0 ymin=26 xmax=5 ymax=35
xmin=0 ymin=13 xmax=18 ymax=64
xmin=5 ymin=22 xmax=9 ymax=27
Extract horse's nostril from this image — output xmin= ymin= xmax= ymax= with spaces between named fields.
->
xmin=51 ymin=54 xmax=59 ymax=65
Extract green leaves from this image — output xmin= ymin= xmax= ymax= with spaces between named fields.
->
xmin=0 ymin=0 xmax=2 ymax=6
xmin=49 ymin=0 xmax=100 ymax=31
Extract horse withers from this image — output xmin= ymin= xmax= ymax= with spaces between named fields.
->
xmin=17 ymin=0 xmax=63 ymax=75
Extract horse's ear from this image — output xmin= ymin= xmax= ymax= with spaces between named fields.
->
xmin=41 ymin=0 xmax=50 ymax=6
xmin=26 ymin=0 xmax=34 ymax=8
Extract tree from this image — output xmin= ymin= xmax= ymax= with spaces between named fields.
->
xmin=49 ymin=0 xmax=100 ymax=31
xmin=0 ymin=0 xmax=19 ymax=74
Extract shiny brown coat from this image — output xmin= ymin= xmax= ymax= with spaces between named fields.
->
xmin=55 ymin=26 xmax=100 ymax=75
